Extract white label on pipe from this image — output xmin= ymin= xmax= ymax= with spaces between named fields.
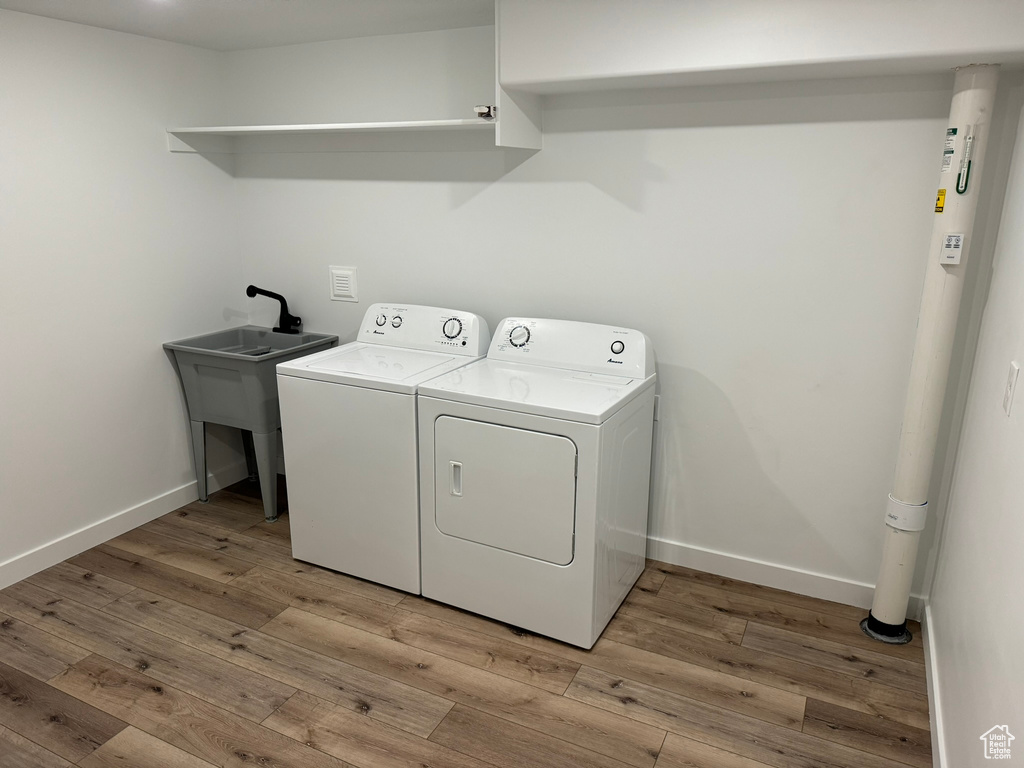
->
xmin=940 ymin=233 xmax=964 ymax=265
xmin=941 ymin=128 xmax=957 ymax=173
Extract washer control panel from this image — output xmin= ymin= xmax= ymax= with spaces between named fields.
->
xmin=489 ymin=317 xmax=655 ymax=378
xmin=359 ymin=303 xmax=489 ymax=356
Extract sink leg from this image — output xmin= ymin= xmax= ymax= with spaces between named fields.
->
xmin=241 ymin=430 xmax=258 ymax=482
xmin=189 ymin=420 xmax=208 ymax=503
xmin=251 ymin=430 xmax=279 ymax=523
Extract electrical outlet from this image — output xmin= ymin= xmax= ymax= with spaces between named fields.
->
xmin=1003 ymin=361 xmax=1019 ymax=416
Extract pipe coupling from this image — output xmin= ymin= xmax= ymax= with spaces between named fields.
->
xmin=885 ymin=494 xmax=928 ymax=532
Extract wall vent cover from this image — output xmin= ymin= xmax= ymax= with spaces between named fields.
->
xmin=329 ymin=266 xmax=358 ymax=302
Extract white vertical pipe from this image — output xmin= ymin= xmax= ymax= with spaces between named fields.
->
xmin=866 ymin=65 xmax=999 ymax=643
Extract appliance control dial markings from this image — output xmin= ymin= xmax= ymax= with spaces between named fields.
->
xmin=509 ymin=325 xmax=531 ymax=347
xmin=391 ymin=316 xmax=403 ymax=328
xmin=375 ymin=314 xmax=387 ymax=327
xmin=442 ymin=317 xmax=463 ymax=339
xmin=610 ymin=340 xmax=625 ymax=355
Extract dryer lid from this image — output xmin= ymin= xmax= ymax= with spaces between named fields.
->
xmin=418 ymin=358 xmax=654 ymax=424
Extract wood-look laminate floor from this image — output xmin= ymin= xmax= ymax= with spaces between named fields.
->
xmin=0 ymin=480 xmax=931 ymax=768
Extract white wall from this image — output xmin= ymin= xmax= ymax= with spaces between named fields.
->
xmin=499 ymin=0 xmax=1024 ymax=91
xmin=926 ymin=103 xmax=1024 ymax=767
xmin=0 ymin=11 xmax=242 ymax=586
xmin=227 ymin=26 xmax=962 ymax=606
xmin=223 ymin=26 xmax=495 ymax=124
xmin=1 ymin=11 xmax=1016 ymax=618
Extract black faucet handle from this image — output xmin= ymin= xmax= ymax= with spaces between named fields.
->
xmin=245 ymin=285 xmax=303 ymax=334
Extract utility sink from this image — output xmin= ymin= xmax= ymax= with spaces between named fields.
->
xmin=165 ymin=326 xmax=334 ymax=359
xmin=165 ymin=325 xmax=338 ymax=522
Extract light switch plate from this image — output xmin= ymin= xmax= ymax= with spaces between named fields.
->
xmin=1003 ymin=361 xmax=1019 ymax=416
xmin=329 ymin=266 xmax=358 ymax=302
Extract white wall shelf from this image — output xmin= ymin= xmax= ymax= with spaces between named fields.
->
xmin=167 ymin=116 xmax=539 ymax=153
xmin=497 ymin=0 xmax=1024 ymax=95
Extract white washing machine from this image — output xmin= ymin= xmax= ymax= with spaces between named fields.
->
xmin=277 ymin=304 xmax=488 ymax=594
xmin=417 ymin=317 xmax=656 ymax=648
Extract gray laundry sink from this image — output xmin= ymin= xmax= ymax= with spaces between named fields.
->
xmin=165 ymin=325 xmax=338 ymax=522
xmin=167 ymin=326 xmax=332 ymax=360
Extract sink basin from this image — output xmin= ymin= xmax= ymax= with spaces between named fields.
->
xmin=164 ymin=325 xmax=338 ymax=522
xmin=164 ymin=326 xmax=338 ymax=431
xmin=164 ymin=326 xmax=335 ymax=360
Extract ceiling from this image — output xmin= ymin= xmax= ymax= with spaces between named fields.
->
xmin=0 ymin=0 xmax=495 ymax=51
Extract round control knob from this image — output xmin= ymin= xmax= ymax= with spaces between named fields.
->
xmin=610 ymin=340 xmax=625 ymax=355
xmin=375 ymin=314 xmax=387 ymax=327
xmin=509 ymin=325 xmax=531 ymax=348
xmin=442 ymin=317 xmax=462 ymax=339
xmin=391 ymin=316 xmax=403 ymax=328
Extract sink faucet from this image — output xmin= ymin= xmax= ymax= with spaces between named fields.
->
xmin=245 ymin=285 xmax=302 ymax=334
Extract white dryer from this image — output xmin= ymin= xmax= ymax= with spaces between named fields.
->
xmin=277 ymin=304 xmax=488 ymax=594
xmin=417 ymin=317 xmax=656 ymax=648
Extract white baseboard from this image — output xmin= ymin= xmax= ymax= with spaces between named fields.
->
xmin=647 ymin=535 xmax=926 ymax=618
xmin=0 ymin=461 xmax=249 ymax=590
xmin=921 ymin=604 xmax=946 ymax=768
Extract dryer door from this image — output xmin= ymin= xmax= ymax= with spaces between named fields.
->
xmin=434 ymin=416 xmax=577 ymax=565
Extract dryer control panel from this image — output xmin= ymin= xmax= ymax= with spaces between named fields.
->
xmin=489 ymin=317 xmax=655 ymax=379
xmin=359 ymin=304 xmax=489 ymax=356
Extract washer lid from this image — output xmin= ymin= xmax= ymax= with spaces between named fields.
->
xmin=310 ymin=345 xmax=455 ymax=379
xmin=277 ymin=342 xmax=463 ymax=393
xmin=418 ymin=358 xmax=654 ymax=424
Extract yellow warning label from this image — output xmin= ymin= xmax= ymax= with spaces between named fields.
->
xmin=935 ymin=188 xmax=946 ymax=213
